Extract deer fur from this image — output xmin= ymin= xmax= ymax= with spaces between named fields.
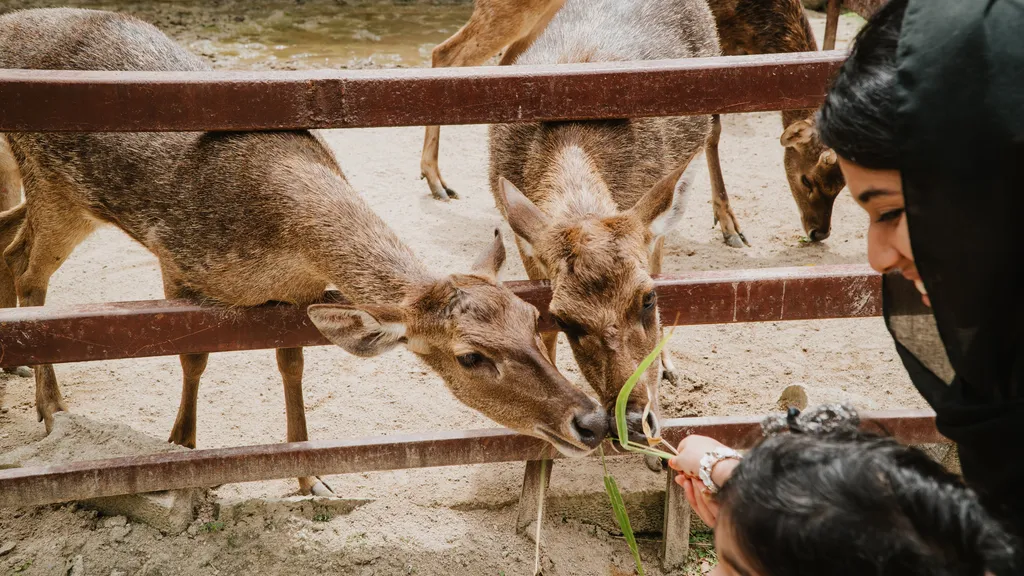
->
xmin=709 ymin=0 xmax=847 ymax=240
xmin=419 ymin=0 xmax=565 ymax=201
xmin=0 ymin=8 xmax=609 ymax=495
xmin=489 ymin=0 xmax=722 ymax=443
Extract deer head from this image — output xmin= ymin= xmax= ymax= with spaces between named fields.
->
xmin=781 ymin=118 xmax=847 ymax=241
xmin=307 ymin=231 xmax=607 ymax=456
xmin=496 ymin=162 xmax=695 ymax=445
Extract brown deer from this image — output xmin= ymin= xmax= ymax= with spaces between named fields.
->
xmin=0 ymin=8 xmax=609 ymax=495
xmin=419 ymin=0 xmax=565 ymax=202
xmin=489 ymin=0 xmax=724 ymax=446
xmin=708 ymin=0 xmax=846 ymax=241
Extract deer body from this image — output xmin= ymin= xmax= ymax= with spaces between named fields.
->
xmin=489 ymin=0 xmax=721 ymax=442
xmin=0 ymin=8 xmax=608 ymax=495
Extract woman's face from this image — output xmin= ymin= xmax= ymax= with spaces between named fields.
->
xmin=839 ymin=158 xmax=930 ymax=307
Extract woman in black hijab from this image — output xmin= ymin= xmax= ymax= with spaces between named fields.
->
xmin=816 ymin=0 xmax=1024 ymax=538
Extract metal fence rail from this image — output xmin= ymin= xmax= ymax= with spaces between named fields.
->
xmin=0 ymin=52 xmax=844 ymax=132
xmin=0 ymin=410 xmax=940 ymax=508
xmin=0 ymin=264 xmax=898 ymax=368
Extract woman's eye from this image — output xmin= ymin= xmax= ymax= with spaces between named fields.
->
xmin=457 ymin=353 xmax=483 ymax=369
xmin=642 ymin=290 xmax=657 ymax=311
xmin=800 ymin=175 xmax=813 ymax=189
xmin=877 ymin=208 xmax=905 ymax=223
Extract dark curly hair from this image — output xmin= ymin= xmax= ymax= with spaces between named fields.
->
xmin=717 ymin=406 xmax=1020 ymax=576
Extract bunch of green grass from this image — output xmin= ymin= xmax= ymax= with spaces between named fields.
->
xmin=534 ymin=331 xmax=677 ymax=575
xmin=602 ymin=330 xmax=678 ymax=575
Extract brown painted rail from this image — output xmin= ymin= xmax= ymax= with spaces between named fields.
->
xmin=0 ymin=52 xmax=844 ymax=132
xmin=0 ymin=409 xmax=940 ymax=508
xmin=0 ymin=264 xmax=905 ymax=369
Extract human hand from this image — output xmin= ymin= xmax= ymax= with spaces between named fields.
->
xmin=678 ymin=475 xmax=720 ymax=528
xmin=668 ymin=435 xmax=727 ymax=478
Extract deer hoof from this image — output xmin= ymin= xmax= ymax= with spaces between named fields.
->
xmin=661 ymin=368 xmax=680 ymax=386
xmin=309 ymin=477 xmax=336 ymax=497
xmin=644 ymin=453 xmax=666 ymax=473
xmin=2 ymin=366 xmax=32 ymax=378
xmin=723 ymin=232 xmax=747 ymax=248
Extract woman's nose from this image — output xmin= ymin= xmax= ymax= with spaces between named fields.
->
xmin=866 ymin=222 xmax=903 ymax=274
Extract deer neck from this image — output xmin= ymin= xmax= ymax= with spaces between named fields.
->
xmin=309 ymin=178 xmax=435 ymax=306
xmin=533 ymin=135 xmax=618 ymax=222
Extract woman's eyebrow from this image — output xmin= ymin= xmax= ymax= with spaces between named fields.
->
xmin=857 ymin=187 xmax=899 ymax=203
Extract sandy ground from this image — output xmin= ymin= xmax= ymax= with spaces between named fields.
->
xmin=0 ymin=3 xmax=926 ymax=575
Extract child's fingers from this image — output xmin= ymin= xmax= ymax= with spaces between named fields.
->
xmin=691 ymin=481 xmax=718 ymax=529
xmin=682 ymin=475 xmax=698 ymax=510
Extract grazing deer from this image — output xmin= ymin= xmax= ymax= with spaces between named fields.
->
xmin=708 ymin=0 xmax=846 ymax=241
xmin=0 ymin=8 xmax=609 ymax=495
xmin=489 ymin=0 xmax=724 ymax=445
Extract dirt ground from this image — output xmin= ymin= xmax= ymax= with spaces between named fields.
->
xmin=0 ymin=3 xmax=925 ymax=575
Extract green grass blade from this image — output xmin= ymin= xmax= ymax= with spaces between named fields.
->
xmin=600 ymin=446 xmax=646 ymax=576
xmin=603 ymin=474 xmax=645 ymax=576
xmin=615 ymin=331 xmax=674 ymax=446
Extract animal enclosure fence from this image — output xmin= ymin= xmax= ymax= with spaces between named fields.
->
xmin=0 ymin=0 xmax=928 ymax=567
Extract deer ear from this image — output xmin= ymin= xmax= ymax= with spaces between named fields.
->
xmin=629 ymin=160 xmax=695 ymax=241
xmin=471 ymin=229 xmax=507 ymax=282
xmin=496 ymin=177 xmax=550 ymax=248
xmin=780 ymin=120 xmax=815 ymax=148
xmin=819 ymin=149 xmax=838 ymax=166
xmin=307 ymin=303 xmax=408 ymax=357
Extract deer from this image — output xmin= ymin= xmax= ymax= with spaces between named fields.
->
xmin=0 ymin=137 xmax=29 ymax=378
xmin=420 ymin=0 xmax=745 ymax=251
xmin=0 ymin=7 xmax=610 ymax=495
xmin=488 ymin=0 xmax=726 ymax=460
xmin=708 ymin=0 xmax=846 ymax=241
xmin=424 ymin=0 xmax=845 ymax=244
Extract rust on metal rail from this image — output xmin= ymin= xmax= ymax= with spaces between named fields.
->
xmin=0 ymin=52 xmax=844 ymax=132
xmin=0 ymin=265 xmax=896 ymax=368
xmin=0 ymin=410 xmax=941 ymax=508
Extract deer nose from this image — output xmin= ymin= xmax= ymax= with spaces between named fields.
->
xmin=571 ymin=409 xmax=609 ymax=449
xmin=808 ymin=228 xmax=831 ymax=242
xmin=625 ymin=408 xmax=661 ymax=444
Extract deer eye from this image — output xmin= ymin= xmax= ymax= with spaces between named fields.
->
xmin=800 ymin=175 xmax=813 ymax=190
xmin=553 ymin=315 xmax=586 ymax=339
xmin=642 ymin=290 xmax=657 ymax=312
xmin=457 ymin=353 xmax=484 ymax=369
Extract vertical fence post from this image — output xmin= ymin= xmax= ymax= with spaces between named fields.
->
xmin=823 ymin=0 xmax=842 ymax=51
xmin=516 ymin=459 xmax=554 ymax=536
xmin=662 ymin=470 xmax=692 ymax=570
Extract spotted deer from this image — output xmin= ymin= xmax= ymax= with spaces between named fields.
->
xmin=0 ymin=8 xmax=609 ymax=495
xmin=488 ymin=0 xmax=727 ymax=449
xmin=709 ymin=0 xmax=846 ymax=241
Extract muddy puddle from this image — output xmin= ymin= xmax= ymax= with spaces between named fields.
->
xmin=1 ymin=0 xmax=474 ymax=69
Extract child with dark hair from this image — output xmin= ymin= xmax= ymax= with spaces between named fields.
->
xmin=670 ymin=405 xmax=1020 ymax=576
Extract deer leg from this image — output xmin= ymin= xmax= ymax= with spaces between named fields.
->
xmin=167 ymin=353 xmax=208 ymax=449
xmin=648 ymin=236 xmax=679 ymax=386
xmin=422 ymin=0 xmax=560 ymax=201
xmin=4 ymin=197 xmax=94 ymax=432
xmin=706 ymin=114 xmax=748 ymax=248
xmin=0 ymin=139 xmax=29 ymax=378
xmin=277 ymin=347 xmax=334 ymax=496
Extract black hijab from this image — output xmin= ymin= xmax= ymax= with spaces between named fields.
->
xmin=887 ymin=0 xmax=1024 ymax=535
